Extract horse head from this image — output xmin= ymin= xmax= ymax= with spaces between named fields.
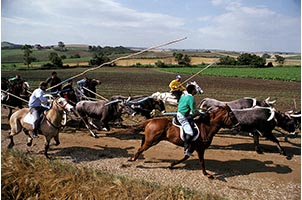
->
xmin=187 ymin=81 xmax=203 ymax=94
xmin=52 ymin=97 xmax=74 ymax=112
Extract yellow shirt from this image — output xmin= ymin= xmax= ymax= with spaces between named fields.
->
xmin=169 ymin=79 xmax=186 ymax=91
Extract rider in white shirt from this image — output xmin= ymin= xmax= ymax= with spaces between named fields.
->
xmin=28 ymin=82 xmax=48 ymax=138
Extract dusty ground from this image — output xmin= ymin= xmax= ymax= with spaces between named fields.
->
xmin=1 ymin=69 xmax=301 ymax=200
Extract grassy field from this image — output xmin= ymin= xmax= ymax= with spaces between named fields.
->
xmin=161 ymin=66 xmax=301 ymax=82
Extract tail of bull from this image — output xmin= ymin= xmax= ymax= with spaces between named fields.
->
xmin=122 ymin=119 xmax=152 ymax=134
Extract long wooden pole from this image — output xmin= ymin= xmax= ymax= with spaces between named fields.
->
xmin=1 ymin=90 xmax=29 ymax=103
xmin=182 ymin=62 xmax=215 ymax=84
xmin=47 ymin=37 xmax=187 ymax=92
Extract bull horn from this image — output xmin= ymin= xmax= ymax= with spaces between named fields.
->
xmin=290 ymin=113 xmax=301 ymax=118
xmin=267 ymin=108 xmax=275 ymax=121
xmin=105 ymin=99 xmax=120 ymax=106
xmin=265 ymin=97 xmax=276 ymax=105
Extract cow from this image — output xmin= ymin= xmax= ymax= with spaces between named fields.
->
xmin=232 ymin=106 xmax=291 ymax=159
xmin=199 ymin=97 xmax=276 ymax=111
xmin=126 ymin=96 xmax=166 ymax=119
xmin=111 ymin=95 xmax=165 ymax=119
xmin=286 ymin=110 xmax=301 ymax=132
xmin=75 ymin=99 xmax=128 ymax=137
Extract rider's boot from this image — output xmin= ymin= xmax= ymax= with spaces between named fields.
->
xmin=184 ymin=134 xmax=193 ymax=156
xmin=32 ymin=119 xmax=41 ymax=138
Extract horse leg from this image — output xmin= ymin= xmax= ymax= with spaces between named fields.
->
xmin=128 ymin=136 xmax=154 ymax=161
xmin=53 ymin=133 xmax=60 ymax=146
xmin=252 ymin=132 xmax=263 ymax=154
xmin=8 ymin=108 xmax=13 ymax=119
xmin=169 ymin=155 xmax=190 ymax=168
xmin=196 ymin=149 xmax=214 ymax=179
xmin=23 ymin=129 xmax=33 ymax=147
xmin=7 ymin=134 xmax=15 ymax=149
xmin=44 ymin=137 xmax=52 ymax=159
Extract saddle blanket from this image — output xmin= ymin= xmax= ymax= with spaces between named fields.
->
xmin=172 ymin=118 xmax=200 ymax=142
xmin=23 ymin=113 xmax=35 ymax=129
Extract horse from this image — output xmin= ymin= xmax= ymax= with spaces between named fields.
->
xmin=151 ymin=81 xmax=203 ymax=106
xmin=7 ymin=97 xmax=74 ymax=159
xmin=128 ymin=105 xmax=238 ymax=179
xmin=2 ymin=80 xmax=31 ymax=119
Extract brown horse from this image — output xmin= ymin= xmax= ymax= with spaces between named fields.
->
xmin=128 ymin=105 xmax=239 ymax=179
xmin=7 ymin=97 xmax=74 ymax=159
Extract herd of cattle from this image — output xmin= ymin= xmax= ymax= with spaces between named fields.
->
xmin=1 ymin=80 xmax=301 ymax=160
xmin=73 ymin=94 xmax=300 ymax=158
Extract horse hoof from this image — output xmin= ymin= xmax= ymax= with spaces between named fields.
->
xmin=207 ymin=174 xmax=214 ymax=180
xmin=7 ymin=143 xmax=14 ymax=149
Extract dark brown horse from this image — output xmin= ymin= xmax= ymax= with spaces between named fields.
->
xmin=2 ymin=81 xmax=31 ymax=118
xmin=128 ymin=105 xmax=238 ymax=179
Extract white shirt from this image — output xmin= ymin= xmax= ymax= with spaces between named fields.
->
xmin=28 ymin=88 xmax=48 ymax=108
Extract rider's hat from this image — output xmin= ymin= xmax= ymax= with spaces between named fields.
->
xmin=176 ymin=75 xmax=181 ymax=79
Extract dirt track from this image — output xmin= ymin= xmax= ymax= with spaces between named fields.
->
xmin=1 ymin=68 xmax=301 ymax=200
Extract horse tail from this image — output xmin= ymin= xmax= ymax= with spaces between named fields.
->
xmin=123 ymin=119 xmax=152 ymax=134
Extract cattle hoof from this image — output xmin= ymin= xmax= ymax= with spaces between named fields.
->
xmin=285 ymin=155 xmax=292 ymax=160
xmin=91 ymin=134 xmax=99 ymax=138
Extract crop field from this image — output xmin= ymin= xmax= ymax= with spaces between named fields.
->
xmin=1 ymin=67 xmax=301 ymax=199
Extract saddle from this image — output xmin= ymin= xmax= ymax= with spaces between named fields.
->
xmin=172 ymin=117 xmax=200 ymax=142
xmin=23 ymin=112 xmax=46 ymax=129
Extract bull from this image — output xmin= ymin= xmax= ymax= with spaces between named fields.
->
xmin=232 ymin=106 xmax=291 ymax=159
xmin=111 ymin=95 xmax=165 ymax=119
xmin=75 ymin=99 xmax=128 ymax=137
xmin=199 ymin=97 xmax=276 ymax=110
xmin=126 ymin=96 xmax=166 ymax=119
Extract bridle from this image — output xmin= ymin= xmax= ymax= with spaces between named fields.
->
xmin=44 ymin=98 xmax=70 ymax=130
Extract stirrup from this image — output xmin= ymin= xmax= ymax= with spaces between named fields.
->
xmin=184 ymin=149 xmax=192 ymax=157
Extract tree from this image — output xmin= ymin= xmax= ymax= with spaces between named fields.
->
xmin=89 ymin=53 xmax=110 ymax=66
xmin=173 ymin=52 xmax=191 ymax=66
xmin=275 ymin=55 xmax=285 ymax=64
xmin=48 ymin=52 xmax=63 ymax=67
xmin=22 ymin=44 xmax=36 ymax=69
xmin=58 ymin=41 xmax=66 ymax=51
xmin=218 ymin=56 xmax=237 ymax=65
xmin=237 ymin=53 xmax=266 ymax=68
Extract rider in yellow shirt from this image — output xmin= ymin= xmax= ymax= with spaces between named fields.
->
xmin=169 ymin=75 xmax=186 ymax=102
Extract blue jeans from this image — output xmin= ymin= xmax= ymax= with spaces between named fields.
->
xmin=30 ymin=106 xmax=47 ymax=130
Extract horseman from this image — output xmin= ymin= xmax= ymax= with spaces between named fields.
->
xmin=28 ymin=82 xmax=49 ymax=138
xmin=169 ymin=75 xmax=186 ymax=102
xmin=45 ymin=71 xmax=62 ymax=93
xmin=177 ymin=84 xmax=201 ymax=157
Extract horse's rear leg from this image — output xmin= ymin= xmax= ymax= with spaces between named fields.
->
xmin=7 ymin=134 xmax=15 ymax=149
xmin=129 ymin=136 xmax=152 ymax=161
xmin=169 ymin=155 xmax=190 ymax=168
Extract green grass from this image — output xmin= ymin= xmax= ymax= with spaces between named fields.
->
xmin=160 ymin=66 xmax=301 ymax=82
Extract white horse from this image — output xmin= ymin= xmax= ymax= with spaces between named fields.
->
xmin=151 ymin=81 xmax=203 ymax=106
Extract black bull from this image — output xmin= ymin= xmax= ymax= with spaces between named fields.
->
xmin=232 ymin=106 xmax=294 ymax=159
xmin=126 ymin=96 xmax=166 ymax=119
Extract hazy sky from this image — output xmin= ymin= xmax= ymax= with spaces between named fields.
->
xmin=1 ymin=0 xmax=301 ymax=52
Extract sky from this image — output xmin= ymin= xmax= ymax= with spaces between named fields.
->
xmin=1 ymin=0 xmax=301 ymax=52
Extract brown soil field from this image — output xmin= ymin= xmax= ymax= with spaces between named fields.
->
xmin=1 ymin=68 xmax=301 ymax=200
